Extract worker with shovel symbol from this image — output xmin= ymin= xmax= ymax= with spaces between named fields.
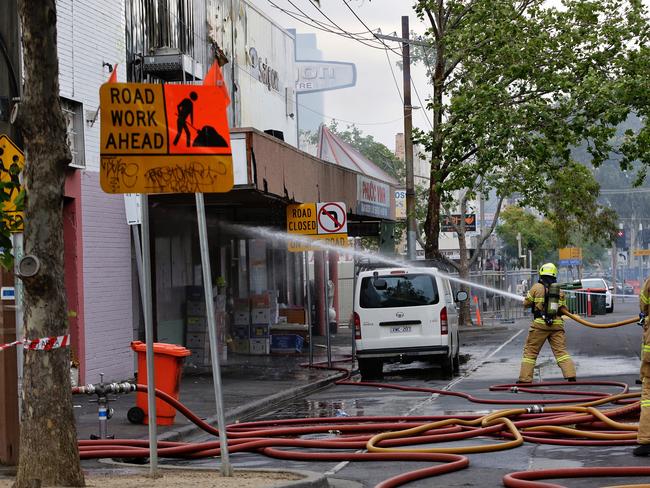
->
xmin=173 ymin=91 xmax=198 ymax=147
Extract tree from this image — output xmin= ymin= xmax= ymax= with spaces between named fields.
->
xmin=496 ymin=206 xmax=557 ymax=267
xmin=328 ymin=121 xmax=405 ymax=181
xmin=13 ymin=1 xmax=84 ymax=486
xmin=412 ymin=0 xmax=648 ymax=323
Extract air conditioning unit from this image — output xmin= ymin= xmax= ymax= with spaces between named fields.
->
xmin=142 ymin=47 xmax=203 ymax=82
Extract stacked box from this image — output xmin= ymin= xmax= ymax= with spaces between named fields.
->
xmin=271 ymin=334 xmax=304 ymax=353
xmin=279 ymin=308 xmax=305 ymax=324
xmin=231 ymin=325 xmax=249 ymax=340
xmin=229 ymin=339 xmax=250 ymax=354
xmin=250 ymin=324 xmax=270 ymax=338
xmin=249 ymin=338 xmax=270 ymax=355
xmin=186 ymin=316 xmax=207 ymax=333
xmin=250 ymin=291 xmax=279 ymax=327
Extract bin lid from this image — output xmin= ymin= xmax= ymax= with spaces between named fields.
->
xmin=130 ymin=341 xmax=191 ymax=357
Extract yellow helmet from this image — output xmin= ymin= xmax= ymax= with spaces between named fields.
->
xmin=539 ymin=262 xmax=558 ymax=278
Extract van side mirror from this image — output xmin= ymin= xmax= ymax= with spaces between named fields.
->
xmin=373 ymin=278 xmax=388 ymax=290
xmin=456 ymin=291 xmax=469 ymax=302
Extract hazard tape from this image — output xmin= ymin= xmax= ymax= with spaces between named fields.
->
xmin=0 ymin=334 xmax=70 ymax=351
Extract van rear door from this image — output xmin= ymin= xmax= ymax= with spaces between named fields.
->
xmin=357 ymin=272 xmax=442 ymax=350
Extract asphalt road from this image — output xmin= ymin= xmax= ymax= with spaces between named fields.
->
xmin=173 ymin=299 xmax=649 ymax=487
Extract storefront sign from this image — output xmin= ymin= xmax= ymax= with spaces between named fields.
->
xmin=99 ymin=82 xmax=233 ymax=194
xmin=395 ymin=189 xmax=406 ymax=220
xmin=295 ymin=60 xmax=356 ymax=94
xmin=441 ymin=214 xmax=476 ymax=232
xmin=356 ymin=176 xmax=390 ymax=219
xmin=249 ymin=47 xmax=280 ymax=92
xmin=286 ymin=202 xmax=348 ymax=252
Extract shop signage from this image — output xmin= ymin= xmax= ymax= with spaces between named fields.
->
xmin=99 ymin=82 xmax=233 ymax=194
xmin=0 ymin=134 xmax=24 ymax=232
xmin=286 ymin=202 xmax=348 ymax=252
xmin=633 ymin=249 xmax=650 ymax=257
xmin=295 ymin=60 xmax=356 ymax=94
xmin=559 ymin=247 xmax=582 ymax=260
xmin=394 ymin=189 xmax=406 ymax=220
xmin=356 ymin=176 xmax=390 ymax=219
xmin=249 ymin=47 xmax=280 ymax=92
xmin=441 ymin=214 xmax=476 ymax=233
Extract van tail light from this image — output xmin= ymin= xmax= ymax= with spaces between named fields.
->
xmin=440 ymin=307 xmax=448 ymax=335
xmin=353 ymin=312 xmax=361 ymax=339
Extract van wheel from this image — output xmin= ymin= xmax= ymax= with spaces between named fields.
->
xmin=440 ymin=354 xmax=454 ymax=380
xmin=452 ymin=348 xmax=460 ymax=374
xmin=358 ymin=358 xmax=383 ymax=380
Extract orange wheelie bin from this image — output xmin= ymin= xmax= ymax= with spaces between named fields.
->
xmin=128 ymin=341 xmax=190 ymax=426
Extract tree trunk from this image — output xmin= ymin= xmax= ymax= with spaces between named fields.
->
xmin=13 ymin=1 xmax=84 ymax=486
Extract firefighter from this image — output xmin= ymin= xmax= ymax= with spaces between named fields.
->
xmin=634 ymin=277 xmax=650 ymax=456
xmin=518 ymin=263 xmax=577 ymax=383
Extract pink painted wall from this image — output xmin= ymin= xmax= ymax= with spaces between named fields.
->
xmin=80 ymin=171 xmax=134 ymax=382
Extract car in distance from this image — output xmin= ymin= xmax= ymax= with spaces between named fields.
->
xmin=581 ymin=277 xmax=613 ymax=313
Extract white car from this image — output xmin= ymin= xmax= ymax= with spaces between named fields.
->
xmin=352 ymin=267 xmax=467 ymax=379
xmin=581 ymin=277 xmax=613 ymax=313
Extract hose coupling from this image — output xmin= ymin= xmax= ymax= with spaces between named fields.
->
xmin=510 ymin=386 xmax=519 ymax=393
xmin=527 ymin=405 xmax=544 ymax=414
xmin=80 ymin=384 xmax=97 ymax=395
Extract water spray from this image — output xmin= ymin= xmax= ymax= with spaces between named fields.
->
xmin=225 ymin=224 xmax=526 ymax=302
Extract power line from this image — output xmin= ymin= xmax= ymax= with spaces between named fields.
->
xmin=339 ymin=0 xmax=402 ymax=55
xmin=411 ymin=77 xmax=433 ymax=130
xmin=384 ymin=47 xmax=403 ymax=104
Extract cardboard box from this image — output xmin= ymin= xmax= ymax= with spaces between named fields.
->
xmin=251 ymin=308 xmax=271 ymax=325
xmin=231 ymin=325 xmax=249 ymax=340
xmin=233 ymin=298 xmax=250 ymax=312
xmin=186 ymin=316 xmax=207 ymax=332
xmin=229 ymin=339 xmax=249 ymax=354
xmin=186 ymin=331 xmax=209 ymax=349
xmin=233 ymin=311 xmax=250 ymax=326
xmin=249 ymin=338 xmax=270 ymax=355
xmin=187 ymin=347 xmax=211 ymax=366
xmin=279 ymin=308 xmax=305 ymax=324
xmin=271 ymin=334 xmax=304 ymax=353
xmin=250 ymin=291 xmax=278 ymax=309
xmin=250 ymin=324 xmax=270 ymax=338
xmin=186 ymin=300 xmax=206 ymax=317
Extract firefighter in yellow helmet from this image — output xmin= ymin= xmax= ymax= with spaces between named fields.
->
xmin=517 ymin=263 xmax=577 ymax=383
xmin=634 ymin=277 xmax=650 ymax=456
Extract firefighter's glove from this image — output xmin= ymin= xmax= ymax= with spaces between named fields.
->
xmin=639 ymin=313 xmax=646 ymax=327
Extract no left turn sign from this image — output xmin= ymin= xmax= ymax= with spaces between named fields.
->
xmin=317 ymin=202 xmax=347 ymax=234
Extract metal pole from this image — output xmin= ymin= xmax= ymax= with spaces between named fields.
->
xmin=304 ymin=252 xmax=313 ymax=366
xmin=131 ymin=225 xmax=146 ymax=308
xmin=12 ymin=233 xmax=23 ymax=419
xmin=324 ymin=251 xmax=332 ymax=368
xmin=140 ymin=194 xmax=158 ymax=476
xmin=195 ymin=193 xmax=232 ymax=476
xmin=402 ymin=15 xmax=416 ymax=261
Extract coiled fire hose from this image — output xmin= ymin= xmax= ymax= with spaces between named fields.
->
xmin=73 ymin=376 xmax=650 ymax=488
xmin=559 ymin=306 xmax=639 ymax=328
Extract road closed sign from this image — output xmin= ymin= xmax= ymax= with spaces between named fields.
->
xmin=99 ymin=82 xmax=233 ymax=194
xmin=287 ymin=202 xmax=348 ymax=252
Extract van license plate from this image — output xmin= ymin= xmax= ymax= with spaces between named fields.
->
xmin=390 ymin=326 xmax=412 ymax=334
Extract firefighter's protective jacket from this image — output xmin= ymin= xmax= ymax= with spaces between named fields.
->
xmin=524 ymin=282 xmax=566 ymax=326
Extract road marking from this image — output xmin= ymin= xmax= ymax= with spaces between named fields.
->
xmin=325 ymin=328 xmax=525 ymax=477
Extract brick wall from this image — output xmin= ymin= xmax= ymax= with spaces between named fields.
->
xmin=81 ymin=171 xmax=133 ymax=382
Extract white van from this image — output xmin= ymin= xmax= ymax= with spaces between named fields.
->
xmin=352 ymin=267 xmax=466 ymax=379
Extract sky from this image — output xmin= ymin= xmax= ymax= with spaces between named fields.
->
xmin=257 ymin=0 xmax=432 ymax=151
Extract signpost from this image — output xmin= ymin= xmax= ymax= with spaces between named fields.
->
xmin=559 ymin=247 xmax=583 ymax=267
xmin=287 ymin=202 xmax=348 ymax=366
xmin=99 ymin=74 xmax=234 ymax=476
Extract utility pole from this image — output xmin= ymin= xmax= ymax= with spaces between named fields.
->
xmin=401 ymin=16 xmax=416 ymax=260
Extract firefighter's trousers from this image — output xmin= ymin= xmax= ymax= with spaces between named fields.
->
xmin=518 ymin=322 xmax=576 ymax=383
xmin=639 ymin=377 xmax=650 ymax=444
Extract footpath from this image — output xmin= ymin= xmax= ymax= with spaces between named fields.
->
xmin=73 ymin=319 xmax=525 ymax=443
xmin=73 ymin=330 xmax=355 ymax=442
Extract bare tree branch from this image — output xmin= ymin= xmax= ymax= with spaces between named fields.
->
xmin=468 ymin=194 xmax=506 ymax=268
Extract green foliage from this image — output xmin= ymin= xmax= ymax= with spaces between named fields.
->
xmin=413 ymin=0 xmax=650 ymax=258
xmin=496 ymin=206 xmax=557 ymax=268
xmin=328 ymin=121 xmax=405 ymax=181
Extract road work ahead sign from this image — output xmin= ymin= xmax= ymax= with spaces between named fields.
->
xmin=99 ymin=83 xmax=233 ymax=194
xmin=286 ymin=202 xmax=348 ymax=252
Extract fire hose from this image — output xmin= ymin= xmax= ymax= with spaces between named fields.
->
xmin=72 ymin=377 xmax=650 ymax=488
xmin=559 ymin=306 xmax=640 ymax=329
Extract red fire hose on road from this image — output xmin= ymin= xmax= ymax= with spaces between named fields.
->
xmin=73 ymin=376 xmax=647 ymax=488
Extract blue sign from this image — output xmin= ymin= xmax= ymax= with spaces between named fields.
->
xmin=559 ymin=259 xmax=581 ymax=266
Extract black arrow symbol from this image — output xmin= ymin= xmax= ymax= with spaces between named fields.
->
xmin=320 ymin=208 xmax=340 ymax=228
